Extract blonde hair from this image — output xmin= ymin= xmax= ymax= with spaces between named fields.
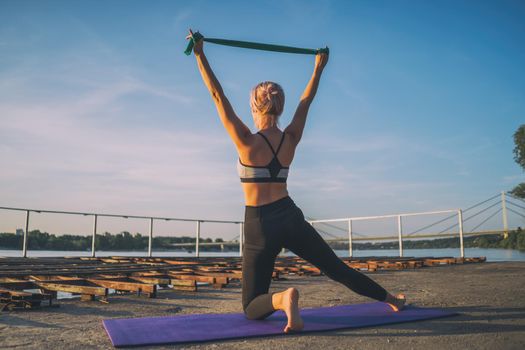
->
xmin=250 ymin=81 xmax=285 ymax=122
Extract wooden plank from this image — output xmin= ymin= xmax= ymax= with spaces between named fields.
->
xmin=129 ymin=276 xmax=170 ymax=286
xmin=87 ymin=279 xmax=156 ymax=297
xmin=0 ymin=277 xmax=33 ymax=282
xmin=170 ymin=274 xmax=216 ymax=284
xmin=163 ymin=260 xmax=201 ymax=265
xmin=194 ymin=271 xmax=238 ymax=279
xmin=99 ymin=258 xmax=131 ymax=263
xmin=128 ymin=272 xmax=198 ymax=291
xmin=0 ymin=287 xmax=34 ymax=298
xmin=89 ymin=275 xmax=167 ymax=286
xmin=172 ymin=286 xmax=198 ymax=292
xmin=0 ymin=280 xmax=39 ymax=290
xmin=35 ymin=282 xmax=108 ymax=297
xmin=170 ymin=279 xmax=196 ymax=287
xmin=29 ymin=275 xmax=85 ymax=282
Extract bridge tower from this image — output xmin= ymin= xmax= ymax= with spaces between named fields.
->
xmin=501 ymin=191 xmax=509 ymax=239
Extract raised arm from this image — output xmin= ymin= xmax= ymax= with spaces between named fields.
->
xmin=190 ymin=31 xmax=251 ymax=149
xmin=285 ymin=53 xmax=328 ymax=145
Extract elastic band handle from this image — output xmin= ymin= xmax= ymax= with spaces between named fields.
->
xmin=184 ymin=31 xmax=204 ymax=55
xmin=184 ymin=31 xmax=328 ymax=56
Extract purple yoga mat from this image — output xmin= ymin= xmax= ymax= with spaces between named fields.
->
xmin=103 ymin=302 xmax=457 ymax=347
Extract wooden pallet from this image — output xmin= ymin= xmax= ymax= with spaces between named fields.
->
xmin=0 ymin=255 xmax=485 ymax=311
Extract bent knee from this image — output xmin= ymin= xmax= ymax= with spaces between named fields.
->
xmin=243 ymin=309 xmax=264 ymax=320
xmin=243 ymin=306 xmax=271 ymax=320
xmin=243 ymin=311 xmax=258 ymax=320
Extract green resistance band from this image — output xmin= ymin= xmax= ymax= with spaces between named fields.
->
xmin=184 ymin=31 xmax=329 ymax=56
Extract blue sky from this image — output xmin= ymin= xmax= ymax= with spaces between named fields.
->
xmin=0 ymin=0 xmax=523 ymax=238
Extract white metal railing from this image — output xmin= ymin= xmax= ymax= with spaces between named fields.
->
xmin=0 ymin=206 xmax=243 ymax=258
xmin=1 ymin=192 xmax=521 ymax=259
xmin=308 ymin=191 xmax=523 ymax=258
xmin=309 ymin=209 xmax=465 ymax=258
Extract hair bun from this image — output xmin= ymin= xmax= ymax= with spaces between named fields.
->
xmin=250 ymin=81 xmax=285 ymax=118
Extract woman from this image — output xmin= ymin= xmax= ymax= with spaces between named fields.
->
xmin=188 ymin=31 xmax=405 ymax=333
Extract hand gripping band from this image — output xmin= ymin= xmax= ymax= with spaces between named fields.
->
xmin=184 ymin=31 xmax=329 ymax=56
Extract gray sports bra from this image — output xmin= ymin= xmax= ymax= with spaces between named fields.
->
xmin=237 ymin=132 xmax=289 ymax=183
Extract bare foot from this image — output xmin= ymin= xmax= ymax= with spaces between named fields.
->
xmin=274 ymin=287 xmax=304 ymax=333
xmin=385 ymin=293 xmax=406 ymax=312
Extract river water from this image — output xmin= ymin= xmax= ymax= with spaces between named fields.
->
xmin=1 ymin=247 xmax=525 ymax=261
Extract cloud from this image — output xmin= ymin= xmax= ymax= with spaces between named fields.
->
xmin=0 ymin=59 xmax=238 ymax=216
xmin=0 ymin=78 xmax=192 ymax=135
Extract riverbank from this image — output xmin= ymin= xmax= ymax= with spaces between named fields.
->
xmin=1 ymin=262 xmax=524 ymax=349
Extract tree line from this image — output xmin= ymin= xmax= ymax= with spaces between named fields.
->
xmin=0 ymin=230 xmax=228 ymax=251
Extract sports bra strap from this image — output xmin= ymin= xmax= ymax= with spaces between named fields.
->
xmin=275 ymin=132 xmax=286 ymax=155
xmin=257 ymin=131 xmax=286 ymax=156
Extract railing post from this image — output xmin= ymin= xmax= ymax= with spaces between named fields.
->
xmin=348 ymin=220 xmax=353 ymax=258
xmin=458 ymin=209 xmax=465 ymax=258
xmin=501 ymin=191 xmax=509 ymax=239
xmin=239 ymin=222 xmax=244 ymax=257
xmin=195 ymin=221 xmax=201 ymax=257
xmin=91 ymin=214 xmax=97 ymax=257
xmin=397 ymin=215 xmax=403 ymax=257
xmin=22 ymin=210 xmax=30 ymax=258
xmin=148 ymin=218 xmax=153 ymax=257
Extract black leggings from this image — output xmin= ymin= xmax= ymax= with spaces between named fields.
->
xmin=241 ymin=196 xmax=388 ymax=320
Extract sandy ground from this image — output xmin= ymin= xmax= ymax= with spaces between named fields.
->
xmin=1 ymin=261 xmax=524 ymax=350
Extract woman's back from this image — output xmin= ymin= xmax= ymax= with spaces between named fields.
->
xmin=237 ymin=128 xmax=296 ymax=206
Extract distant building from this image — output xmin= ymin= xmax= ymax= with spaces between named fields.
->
xmin=16 ymin=229 xmax=24 ymax=236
